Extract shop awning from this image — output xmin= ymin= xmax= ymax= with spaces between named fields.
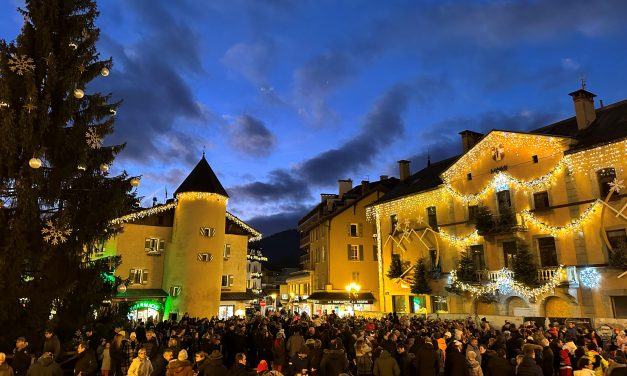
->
xmin=116 ymin=289 xmax=168 ymax=299
xmin=221 ymin=291 xmax=261 ymax=301
xmin=306 ymin=291 xmax=376 ymax=304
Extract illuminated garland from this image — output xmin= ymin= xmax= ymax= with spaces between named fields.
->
xmin=564 ymin=140 xmax=627 ymax=174
xmin=520 ymin=201 xmax=600 ymax=237
xmin=176 ymin=191 xmax=229 ymax=204
xmin=226 ymin=211 xmax=262 ymax=241
xmin=442 ymin=131 xmax=565 ymax=183
xmin=110 ymin=201 xmax=177 ymax=225
xmin=437 ymin=228 xmax=480 ymax=248
xmin=366 ymin=187 xmax=446 ymax=221
xmin=449 ymin=265 xmax=564 ymax=299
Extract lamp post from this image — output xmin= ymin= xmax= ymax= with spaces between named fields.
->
xmin=345 ymin=282 xmax=361 ymax=316
xmin=270 ymin=293 xmax=277 ymax=312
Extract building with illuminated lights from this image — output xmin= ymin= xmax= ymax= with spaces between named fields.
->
xmin=367 ymin=88 xmax=627 ymax=321
xmin=298 ymin=178 xmax=399 ymax=316
xmin=103 ymin=156 xmax=262 ymax=321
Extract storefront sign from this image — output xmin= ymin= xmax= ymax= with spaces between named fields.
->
xmin=130 ymin=300 xmax=163 ymax=312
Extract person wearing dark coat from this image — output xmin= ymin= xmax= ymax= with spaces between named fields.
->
xmin=0 ymin=353 xmax=14 ymax=376
xmin=228 ymin=353 xmax=255 ymax=376
xmin=444 ymin=341 xmax=470 ymax=376
xmin=74 ymin=342 xmax=99 ymax=376
xmin=414 ymin=340 xmax=439 ymax=376
xmin=485 ymin=349 xmax=514 ymax=376
xmin=12 ymin=337 xmax=32 ymax=376
xmin=42 ymin=330 xmax=61 ymax=361
xmin=540 ymin=340 xmax=554 ymax=376
xmin=165 ymin=350 xmax=193 ymax=376
xmin=193 ymin=352 xmax=209 ymax=376
xmin=150 ymin=349 xmax=173 ymax=376
xmin=373 ymin=350 xmax=400 ymax=376
xmin=319 ymin=340 xmax=348 ymax=376
xmin=395 ymin=343 xmax=412 ymax=376
xmin=26 ymin=353 xmax=63 ymax=376
xmin=287 ymin=347 xmax=310 ymax=376
xmin=202 ymin=351 xmax=227 ymax=376
xmin=516 ymin=354 xmax=543 ymax=376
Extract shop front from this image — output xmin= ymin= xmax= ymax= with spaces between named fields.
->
xmin=220 ymin=291 xmax=261 ymax=319
xmin=115 ymin=288 xmax=168 ymax=322
xmin=307 ymin=291 xmax=376 ymax=317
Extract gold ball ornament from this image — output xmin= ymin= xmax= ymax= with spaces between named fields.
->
xmin=100 ymin=67 xmax=110 ymax=77
xmin=73 ymin=88 xmax=85 ymax=99
xmin=29 ymin=157 xmax=42 ymax=169
xmin=77 ymin=164 xmax=87 ymax=171
xmin=99 ymin=163 xmax=109 ymax=173
xmin=130 ymin=177 xmax=141 ymax=187
xmin=116 ymin=283 xmax=127 ymax=294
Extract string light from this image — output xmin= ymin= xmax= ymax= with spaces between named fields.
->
xmin=564 ymin=140 xmax=627 ymax=174
xmin=226 ymin=211 xmax=262 ymax=241
xmin=110 ymin=201 xmax=177 ymax=225
xmin=449 ymin=265 xmax=564 ymax=299
xmin=176 ymin=191 xmax=229 ymax=203
xmin=437 ymin=228 xmax=480 ymax=248
xmin=520 ymin=201 xmax=600 ymax=237
xmin=579 ymin=268 xmax=601 ymax=288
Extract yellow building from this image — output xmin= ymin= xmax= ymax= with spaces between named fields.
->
xmin=298 ymin=178 xmax=399 ymax=315
xmin=104 ymin=156 xmax=261 ymax=320
xmin=368 ymin=88 xmax=627 ymax=322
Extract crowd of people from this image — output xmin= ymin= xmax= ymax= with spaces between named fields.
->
xmin=1 ymin=311 xmax=627 ymax=376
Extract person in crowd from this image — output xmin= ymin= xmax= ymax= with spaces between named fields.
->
xmin=111 ymin=332 xmax=127 ymax=376
xmin=229 ymin=353 xmax=254 ymax=376
xmin=128 ymin=348 xmax=153 ymax=376
xmin=414 ymin=337 xmax=438 ymax=376
xmin=151 ymin=349 xmax=173 ymax=376
xmin=515 ymin=348 xmax=543 ymax=376
xmin=165 ymin=349 xmax=193 ymax=376
xmin=584 ymin=343 xmax=607 ymax=376
xmin=319 ymin=339 xmax=348 ymax=376
xmin=466 ymin=351 xmax=482 ymax=376
xmin=193 ymin=352 xmax=208 ymax=376
xmin=12 ymin=337 xmax=32 ymax=376
xmin=606 ymin=356 xmax=627 ymax=376
xmin=286 ymin=346 xmax=309 ymax=376
xmin=144 ymin=331 xmax=159 ymax=362
xmin=75 ymin=341 xmax=99 ymax=376
xmin=373 ymin=348 xmax=400 ymax=376
xmin=287 ymin=330 xmax=305 ymax=359
xmin=101 ymin=342 xmax=111 ymax=376
xmin=271 ymin=332 xmax=287 ymax=373
xmin=26 ymin=352 xmax=63 ymax=376
xmin=42 ymin=329 xmax=61 ymax=361
xmin=354 ymin=340 xmax=373 ymax=376
xmin=445 ymin=340 xmax=469 ymax=376
xmin=574 ymin=358 xmax=595 ymax=376
xmin=202 ymin=350 xmax=227 ymax=376
xmin=0 ymin=353 xmax=13 ymax=376
xmin=485 ymin=348 xmax=513 ymax=376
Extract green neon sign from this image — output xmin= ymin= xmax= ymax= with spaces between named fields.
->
xmin=130 ymin=300 xmax=163 ymax=311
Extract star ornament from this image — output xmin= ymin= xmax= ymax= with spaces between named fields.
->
xmin=23 ymin=98 xmax=37 ymax=114
xmin=609 ymin=178 xmax=624 ymax=194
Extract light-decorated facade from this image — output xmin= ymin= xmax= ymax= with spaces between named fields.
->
xmin=367 ymin=88 xmax=627 ymax=320
xmin=103 ymin=156 xmax=262 ymax=320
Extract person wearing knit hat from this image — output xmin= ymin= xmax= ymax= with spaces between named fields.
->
xmin=178 ymin=349 xmax=188 ymax=361
xmin=256 ymin=360 xmax=269 ymax=373
xmin=165 ymin=349 xmax=193 ymax=376
xmin=203 ymin=350 xmax=227 ymax=375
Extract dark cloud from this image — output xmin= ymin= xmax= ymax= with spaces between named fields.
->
xmin=222 ymin=40 xmax=276 ymax=87
xmin=228 ymin=115 xmax=277 ymax=157
xmin=94 ymin=2 xmax=209 ymax=165
xmin=229 ymin=169 xmax=310 ymax=202
xmin=245 ymin=207 xmax=308 ymax=236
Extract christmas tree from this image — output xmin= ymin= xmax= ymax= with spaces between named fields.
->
xmin=511 ymin=243 xmax=539 ymax=286
xmin=387 ymin=253 xmax=409 ymax=279
xmin=0 ymin=0 xmax=135 ymax=346
xmin=411 ymin=258 xmax=432 ymax=294
xmin=457 ymin=249 xmax=478 ymax=282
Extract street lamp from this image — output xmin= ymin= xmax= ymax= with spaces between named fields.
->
xmin=345 ymin=282 xmax=361 ymax=316
xmin=270 ymin=293 xmax=277 ymax=312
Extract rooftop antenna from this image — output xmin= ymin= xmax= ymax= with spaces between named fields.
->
xmin=580 ymin=76 xmax=587 ymax=90
xmin=427 ymin=149 xmax=431 ymax=167
xmin=164 ymin=186 xmax=168 ymax=201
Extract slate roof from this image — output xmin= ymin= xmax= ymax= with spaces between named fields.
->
xmin=174 ymin=156 xmax=229 ymax=197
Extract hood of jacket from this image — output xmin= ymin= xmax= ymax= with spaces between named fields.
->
xmin=168 ymin=360 xmax=191 ymax=372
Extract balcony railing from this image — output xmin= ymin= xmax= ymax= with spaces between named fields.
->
xmin=475 ymin=266 xmax=578 ymax=287
xmin=299 ymin=254 xmax=310 ymax=270
xmin=299 ymin=234 xmax=310 ymax=247
xmin=476 ymin=212 xmax=528 ymax=236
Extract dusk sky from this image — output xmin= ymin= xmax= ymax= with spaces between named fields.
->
xmin=2 ymin=1 xmax=627 ymax=236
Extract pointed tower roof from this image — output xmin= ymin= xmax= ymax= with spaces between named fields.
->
xmin=174 ymin=156 xmax=229 ymax=198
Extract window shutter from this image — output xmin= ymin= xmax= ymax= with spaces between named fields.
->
xmin=358 ymin=223 xmax=363 ymax=237
xmin=373 ymin=245 xmax=378 ymax=261
xmin=142 ymin=270 xmax=149 ymax=285
xmin=144 ymin=238 xmax=151 ymax=250
xmin=159 ymin=239 xmax=165 ymax=251
xmin=129 ymin=269 xmax=135 ymax=283
xmin=359 ymin=245 xmax=364 ymax=260
xmin=229 ymin=275 xmax=234 ymax=286
xmin=347 ymin=224 xmax=351 ymax=236
xmin=347 ymin=244 xmax=351 ymax=260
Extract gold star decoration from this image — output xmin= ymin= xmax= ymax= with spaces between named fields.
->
xmin=23 ymin=98 xmax=37 ymax=114
xmin=78 ymin=63 xmax=86 ymax=74
xmin=43 ymin=53 xmax=54 ymax=66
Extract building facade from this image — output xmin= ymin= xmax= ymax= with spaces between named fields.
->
xmin=104 ymin=156 xmax=261 ymax=320
xmin=368 ymin=89 xmax=627 ymax=321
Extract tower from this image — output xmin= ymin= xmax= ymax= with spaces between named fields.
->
xmin=163 ymin=156 xmax=229 ymax=318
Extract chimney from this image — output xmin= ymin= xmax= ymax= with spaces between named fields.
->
xmin=379 ymin=175 xmax=388 ymax=180
xmin=459 ymin=130 xmax=484 ymax=153
xmin=338 ymin=179 xmax=352 ymax=197
xmin=398 ymin=160 xmax=410 ymax=181
xmin=361 ymin=180 xmax=369 ymax=195
xmin=569 ymin=88 xmax=597 ymax=130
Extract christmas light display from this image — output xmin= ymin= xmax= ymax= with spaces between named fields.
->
xmin=564 ymin=140 xmax=627 ymax=174
xmin=579 ymin=268 xmax=601 ymax=288
xmin=176 ymin=191 xmax=229 ymax=203
xmin=520 ymin=201 xmax=600 ymax=237
xmin=110 ymin=201 xmax=177 ymax=225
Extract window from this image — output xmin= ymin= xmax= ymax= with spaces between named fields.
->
xmin=197 ymin=253 xmax=213 ymax=262
xmin=468 ymin=205 xmax=478 ymax=221
xmin=347 ymin=244 xmax=363 ymax=261
xmin=92 ymin=239 xmax=106 ymax=255
xmin=223 ymin=244 xmax=231 ymax=260
xmin=352 ymin=272 xmax=360 ymax=283
xmin=200 ymin=227 xmax=215 ymax=237
xmin=537 ymin=237 xmax=558 ymax=267
xmin=432 ymin=296 xmax=449 ymax=313
xmin=129 ymin=268 xmax=148 ymax=285
xmin=612 ymin=296 xmax=627 ymax=318
xmin=390 ymin=214 xmax=398 ymax=233
xmin=533 ymin=191 xmax=550 ymax=209
xmin=221 ymin=274 xmax=234 ymax=287
xmin=607 ymin=229 xmax=627 ymax=249
xmin=321 ymin=246 xmax=326 ymax=262
xmin=427 ymin=207 xmax=438 ymax=230
xmin=502 ymin=241 xmax=517 ymax=268
xmin=429 ymin=249 xmax=438 ymax=270
xmin=496 ymin=190 xmax=512 ymax=214
xmin=144 ymin=238 xmax=165 ymax=254
xmin=373 ymin=244 xmax=378 ymax=261
xmin=597 ymin=168 xmax=617 ymax=198
xmin=348 ymin=223 xmax=361 ymax=237
xmin=470 ymin=245 xmax=485 ymax=270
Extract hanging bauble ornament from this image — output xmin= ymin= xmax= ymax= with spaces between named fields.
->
xmin=130 ymin=177 xmax=141 ymax=187
xmin=29 ymin=157 xmax=42 ymax=169
xmin=73 ymin=88 xmax=85 ymax=99
xmin=77 ymin=164 xmax=87 ymax=171
xmin=68 ymin=43 xmax=78 ymax=50
xmin=109 ymin=109 xmax=117 ymax=116
xmin=100 ymin=67 xmax=110 ymax=77
xmin=99 ymin=163 xmax=110 ymax=173
xmin=116 ymin=283 xmax=127 ymax=294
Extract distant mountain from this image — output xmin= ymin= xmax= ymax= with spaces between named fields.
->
xmin=251 ymin=229 xmax=300 ymax=270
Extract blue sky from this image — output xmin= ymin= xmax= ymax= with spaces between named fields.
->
xmin=2 ymin=0 xmax=627 ymax=235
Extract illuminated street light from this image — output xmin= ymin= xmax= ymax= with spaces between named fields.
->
xmin=345 ymin=282 xmax=361 ymax=316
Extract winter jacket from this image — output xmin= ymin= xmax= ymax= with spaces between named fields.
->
xmin=355 ymin=353 xmax=373 ymax=375
xmin=414 ymin=343 xmax=439 ymax=376
xmin=202 ymin=359 xmax=227 ymax=376
xmin=319 ymin=349 xmax=348 ymax=376
xmin=128 ymin=357 xmax=153 ymax=376
xmin=0 ymin=362 xmax=13 ymax=376
xmin=165 ymin=360 xmax=194 ymax=376
xmin=373 ymin=350 xmax=400 ymax=376
xmin=150 ymin=356 xmax=169 ymax=376
xmin=585 ymin=350 xmax=608 ymax=376
xmin=541 ymin=346 xmax=554 ymax=376
xmin=516 ymin=356 xmax=543 ymax=376
xmin=573 ymin=370 xmax=595 ymax=376
xmin=445 ymin=349 xmax=470 ymax=376
xmin=42 ymin=336 xmax=61 ymax=360
xmin=607 ymin=364 xmax=627 ymax=376
xmin=12 ymin=346 xmax=32 ymax=376
xmin=287 ymin=334 xmax=306 ymax=358
xmin=74 ymin=349 xmax=99 ymax=376
xmin=485 ymin=356 xmax=513 ymax=376
xmin=26 ymin=356 xmax=63 ymax=376
xmin=468 ymin=359 xmax=483 ymax=376
xmin=272 ymin=339 xmax=288 ymax=367
xmin=228 ymin=363 xmax=254 ymax=376
xmin=287 ymin=355 xmax=309 ymax=376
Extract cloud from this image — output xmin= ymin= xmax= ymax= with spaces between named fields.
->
xmin=228 ymin=115 xmax=277 ymax=157
xmin=245 ymin=207 xmax=308 ymax=236
xmin=222 ymin=41 xmax=276 ymax=87
xmin=229 ymin=169 xmax=310 ymax=202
